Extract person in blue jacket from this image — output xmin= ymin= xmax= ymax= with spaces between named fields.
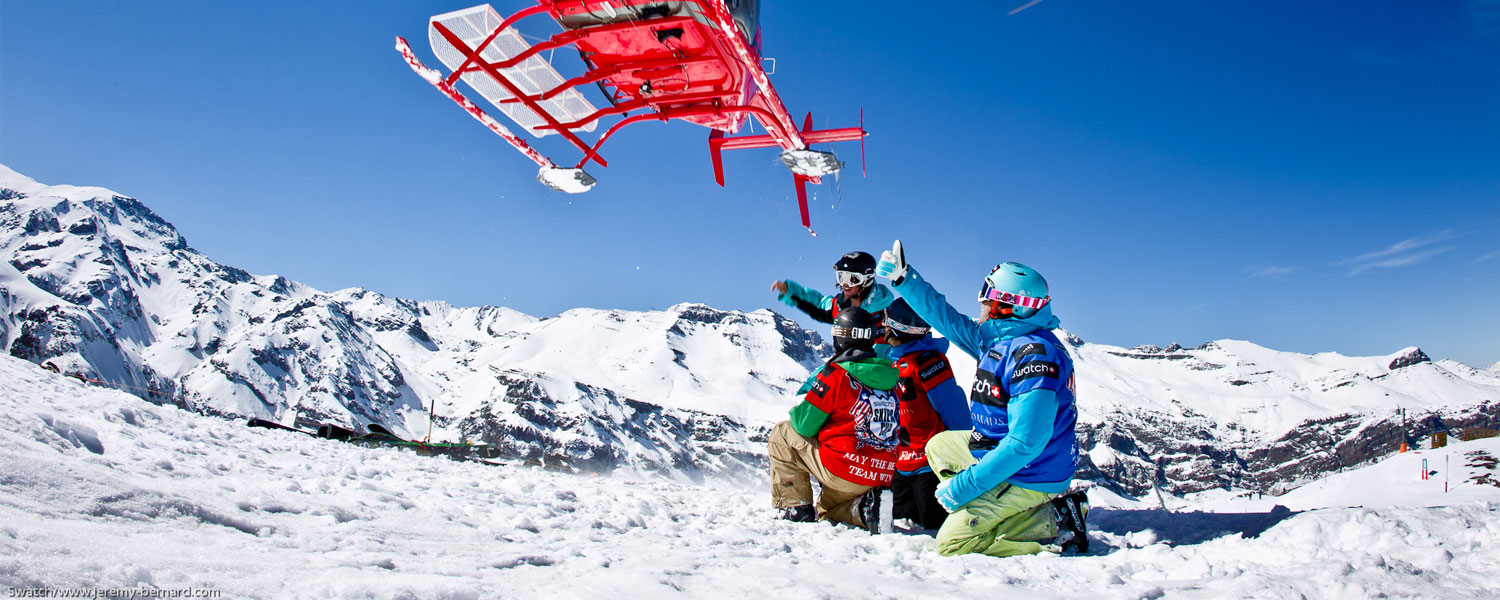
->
xmin=776 ymin=251 xmax=899 ymax=395
xmin=772 ymin=251 xmax=895 ymax=324
xmin=876 ymin=240 xmax=1089 ymax=557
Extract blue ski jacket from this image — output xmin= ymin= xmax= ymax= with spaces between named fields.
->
xmin=891 ymin=266 xmax=1077 ymax=510
xmin=778 ymin=279 xmax=895 ymax=324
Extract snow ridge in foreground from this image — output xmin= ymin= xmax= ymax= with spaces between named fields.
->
xmin=2 ymin=355 xmax=1497 ymax=599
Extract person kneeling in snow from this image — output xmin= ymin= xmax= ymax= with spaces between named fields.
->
xmin=883 ymin=298 xmax=973 ymax=530
xmin=769 ymin=307 xmax=901 ymax=534
xmin=877 ymin=241 xmax=1089 ymax=557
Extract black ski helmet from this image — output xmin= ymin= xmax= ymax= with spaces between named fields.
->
xmin=883 ymin=298 xmax=930 ymax=340
xmin=831 ymin=306 xmax=881 ymax=353
xmin=833 ymin=251 xmax=876 ymax=276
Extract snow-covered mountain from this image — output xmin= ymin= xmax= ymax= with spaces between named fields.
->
xmin=1059 ymin=341 xmax=1500 ymax=496
xmin=0 ymin=164 xmax=827 ymax=481
xmin=3 ymin=164 xmax=1497 ymax=496
xmin=925 ymin=331 xmax=1500 ymax=496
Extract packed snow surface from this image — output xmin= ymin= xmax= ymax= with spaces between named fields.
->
xmin=3 ymin=355 xmax=1498 ymax=599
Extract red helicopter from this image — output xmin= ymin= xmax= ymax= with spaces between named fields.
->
xmin=396 ymin=1 xmax=867 ymax=234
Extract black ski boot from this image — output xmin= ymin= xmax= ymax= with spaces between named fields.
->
xmin=858 ymin=487 xmax=894 ymax=534
xmin=778 ymin=504 xmax=816 ymax=523
xmin=1051 ymin=491 xmax=1090 ymax=553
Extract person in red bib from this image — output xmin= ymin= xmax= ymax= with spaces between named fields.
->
xmin=768 ymin=307 xmax=901 ymax=533
xmin=884 ymin=298 xmax=973 ymax=530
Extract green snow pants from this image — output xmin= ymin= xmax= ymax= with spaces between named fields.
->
xmin=925 ymin=430 xmax=1061 ymax=557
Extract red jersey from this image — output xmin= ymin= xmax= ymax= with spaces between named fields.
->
xmin=803 ymin=362 xmax=900 ymax=486
xmin=892 ymin=349 xmax=956 ymax=473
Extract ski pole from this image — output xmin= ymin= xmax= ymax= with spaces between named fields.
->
xmin=425 ymin=396 xmax=439 ymax=443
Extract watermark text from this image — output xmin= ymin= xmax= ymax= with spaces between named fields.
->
xmin=6 ymin=588 xmax=221 ymax=599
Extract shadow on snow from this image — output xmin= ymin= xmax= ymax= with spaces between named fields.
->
xmin=1090 ymin=505 xmax=1299 ymax=547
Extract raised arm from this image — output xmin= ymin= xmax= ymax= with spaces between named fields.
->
xmin=774 ymin=279 xmax=835 ymax=324
xmin=877 ymin=241 xmax=983 ymax=358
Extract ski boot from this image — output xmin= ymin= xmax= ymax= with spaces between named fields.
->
xmin=1051 ymin=491 xmax=1090 ymax=553
xmin=777 ymin=504 xmax=816 ymax=523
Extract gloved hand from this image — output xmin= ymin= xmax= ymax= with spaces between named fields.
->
xmin=934 ymin=466 xmax=986 ymax=512
xmin=935 ymin=476 xmax=963 ymax=512
xmin=876 ymin=240 xmax=907 ymax=284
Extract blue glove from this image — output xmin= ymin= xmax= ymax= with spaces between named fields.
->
xmin=876 ymin=240 xmax=907 ymax=283
xmin=935 ymin=466 xmax=988 ymax=512
xmin=935 ymin=477 xmax=962 ymax=512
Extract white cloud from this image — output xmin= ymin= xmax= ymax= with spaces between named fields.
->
xmin=1474 ymin=249 xmax=1500 ymax=263
xmin=1008 ymin=0 xmax=1049 ymax=16
xmin=1349 ymin=246 xmax=1456 ymax=274
xmin=1337 ymin=231 xmax=1461 ymax=275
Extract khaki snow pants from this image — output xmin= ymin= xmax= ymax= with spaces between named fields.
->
xmin=768 ymin=420 xmax=873 ymax=527
xmin=925 ymin=430 xmax=1061 ymax=557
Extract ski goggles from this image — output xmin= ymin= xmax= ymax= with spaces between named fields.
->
xmin=835 ymin=270 xmax=872 ymax=287
xmin=979 ymin=286 xmax=1050 ymax=310
xmin=884 ymin=319 xmax=929 ymax=336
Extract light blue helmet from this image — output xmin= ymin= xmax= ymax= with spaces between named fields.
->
xmin=978 ymin=262 xmax=1050 ymax=319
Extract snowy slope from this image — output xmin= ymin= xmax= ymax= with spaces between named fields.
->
xmin=1187 ymin=437 xmax=1500 ymax=512
xmin=347 ymin=293 xmax=825 ymax=426
xmin=1067 ymin=341 xmax=1492 ymax=439
xmin=3 ymin=354 xmax=1498 ymax=599
xmin=0 ymin=164 xmax=430 ymax=432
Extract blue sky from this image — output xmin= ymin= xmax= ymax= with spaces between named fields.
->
xmin=3 ymin=1 xmax=1497 ymax=367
